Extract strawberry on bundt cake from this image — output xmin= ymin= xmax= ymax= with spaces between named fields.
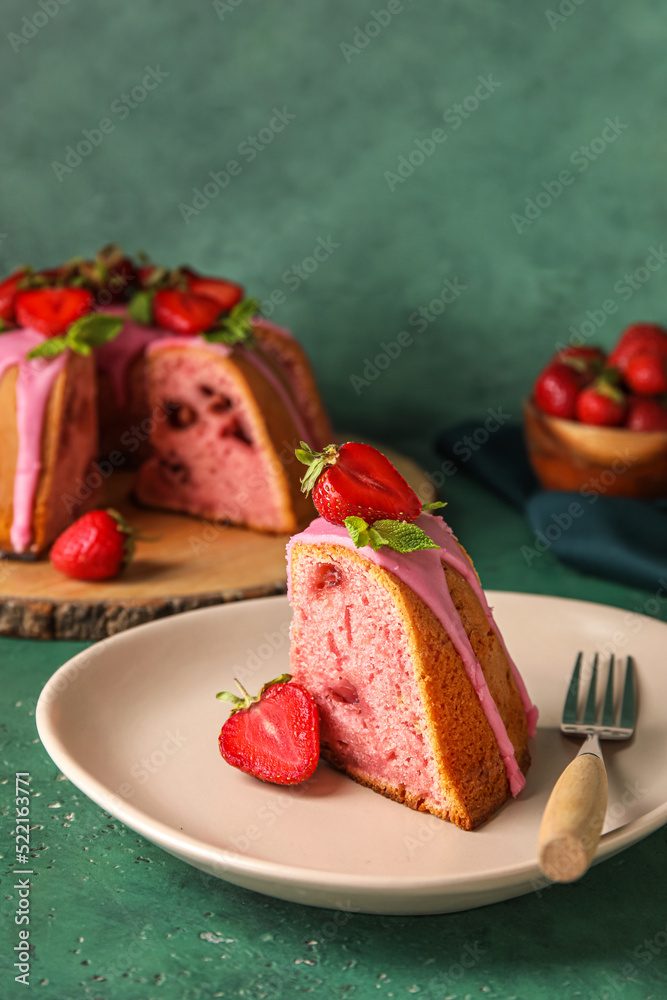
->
xmin=287 ymin=443 xmax=537 ymax=830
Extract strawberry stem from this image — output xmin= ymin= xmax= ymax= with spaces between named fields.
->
xmin=216 ymin=673 xmax=292 ymax=714
xmin=296 ymin=442 xmax=340 ymax=496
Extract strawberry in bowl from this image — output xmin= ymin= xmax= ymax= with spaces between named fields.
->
xmin=524 ymin=326 xmax=667 ymax=498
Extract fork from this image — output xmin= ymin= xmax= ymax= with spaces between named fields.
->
xmin=537 ymin=652 xmax=636 ymax=883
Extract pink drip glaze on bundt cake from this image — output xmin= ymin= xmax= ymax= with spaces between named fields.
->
xmin=0 ymin=329 xmax=98 ymax=555
xmin=287 ymin=513 xmax=537 ymax=830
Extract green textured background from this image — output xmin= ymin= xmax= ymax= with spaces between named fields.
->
xmin=2 ymin=0 xmax=667 ymax=458
xmin=2 ymin=2 xmax=667 ymax=998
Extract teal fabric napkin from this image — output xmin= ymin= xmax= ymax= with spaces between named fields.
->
xmin=435 ymin=423 xmax=667 ymax=593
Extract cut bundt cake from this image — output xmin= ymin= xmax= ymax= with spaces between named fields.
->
xmin=0 ymin=247 xmax=331 ymax=547
xmin=288 ymin=513 xmax=538 ymax=830
xmin=135 ymin=335 xmax=316 ymax=533
xmin=0 ymin=328 xmax=99 ymax=555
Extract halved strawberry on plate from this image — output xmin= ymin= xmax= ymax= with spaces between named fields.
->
xmin=217 ymin=675 xmax=320 ymax=785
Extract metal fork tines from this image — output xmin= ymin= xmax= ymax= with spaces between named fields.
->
xmin=538 ymin=651 xmax=637 ymax=883
xmin=561 ymin=652 xmax=635 ymax=741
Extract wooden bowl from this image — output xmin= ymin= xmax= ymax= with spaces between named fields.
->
xmin=523 ymin=398 xmax=667 ymax=498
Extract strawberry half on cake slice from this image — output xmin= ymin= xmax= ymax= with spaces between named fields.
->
xmin=287 ymin=442 xmax=538 ymax=830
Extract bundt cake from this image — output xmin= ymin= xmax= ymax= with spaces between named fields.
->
xmin=0 ymin=246 xmax=330 ymax=553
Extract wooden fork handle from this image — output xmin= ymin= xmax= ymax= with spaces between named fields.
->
xmin=537 ymin=753 xmax=608 ymax=883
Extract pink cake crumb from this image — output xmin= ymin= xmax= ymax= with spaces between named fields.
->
xmin=136 ymin=346 xmax=288 ymax=530
xmin=290 ymin=548 xmax=449 ymax=814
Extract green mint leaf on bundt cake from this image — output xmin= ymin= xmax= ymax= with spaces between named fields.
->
xmin=26 ymin=313 xmax=123 ymax=360
xmin=203 ymin=297 xmax=260 ymax=346
xmin=128 ymin=289 xmax=156 ymax=325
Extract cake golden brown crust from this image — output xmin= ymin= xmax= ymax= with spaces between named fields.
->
xmin=253 ymin=324 xmax=332 ymax=449
xmin=0 ymin=353 xmax=99 ymax=555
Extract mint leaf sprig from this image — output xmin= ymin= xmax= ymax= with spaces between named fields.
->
xmin=127 ymin=289 xmax=156 ymax=325
xmin=344 ymin=516 xmax=441 ymax=554
xmin=26 ymin=313 xmax=123 ymax=360
xmin=203 ymin=297 xmax=260 ymax=347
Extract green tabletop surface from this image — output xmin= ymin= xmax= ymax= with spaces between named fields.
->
xmin=2 ymin=471 xmax=666 ymax=1000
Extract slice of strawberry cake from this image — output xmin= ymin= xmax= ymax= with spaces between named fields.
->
xmin=287 ymin=443 xmax=537 ymax=830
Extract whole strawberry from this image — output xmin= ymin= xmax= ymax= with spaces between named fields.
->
xmin=153 ymin=289 xmax=222 ymax=335
xmin=576 ymin=378 xmax=627 ymax=426
xmin=15 ymin=287 xmax=94 ymax=336
xmin=533 ymin=362 xmax=584 ymax=419
xmin=186 ymin=273 xmax=244 ymax=312
xmin=624 ymin=354 xmax=667 ymax=396
xmin=608 ymin=323 xmax=667 ymax=375
xmin=0 ymin=269 xmax=29 ymax=323
xmin=297 ymin=441 xmax=422 ymax=525
xmin=626 ymin=397 xmax=667 ymax=432
xmin=50 ymin=509 xmax=135 ymax=581
xmin=217 ymin=675 xmax=320 ymax=785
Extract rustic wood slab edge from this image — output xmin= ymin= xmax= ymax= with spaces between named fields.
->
xmin=0 ymin=580 xmax=287 ymax=641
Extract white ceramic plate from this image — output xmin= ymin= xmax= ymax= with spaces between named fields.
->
xmin=36 ymin=593 xmax=667 ymax=915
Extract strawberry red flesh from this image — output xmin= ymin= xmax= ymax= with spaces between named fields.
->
xmin=219 ymin=682 xmax=320 ymax=785
xmin=15 ymin=287 xmax=94 ymax=336
xmin=306 ymin=442 xmax=422 ymax=526
xmin=0 ymin=269 xmax=29 ymax=323
xmin=187 ymin=275 xmax=244 ymax=312
xmin=153 ymin=289 xmax=222 ymax=335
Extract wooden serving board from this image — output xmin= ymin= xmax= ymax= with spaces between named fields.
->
xmin=0 ymin=448 xmax=434 ymax=640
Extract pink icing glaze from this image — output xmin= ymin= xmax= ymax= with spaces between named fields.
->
xmin=98 ymin=308 xmax=314 ymax=442
xmin=0 ymin=328 xmax=68 ymax=552
xmin=94 ymin=305 xmax=164 ymax=406
xmin=287 ymin=513 xmax=538 ymax=796
xmin=146 ymin=335 xmax=312 ymax=445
